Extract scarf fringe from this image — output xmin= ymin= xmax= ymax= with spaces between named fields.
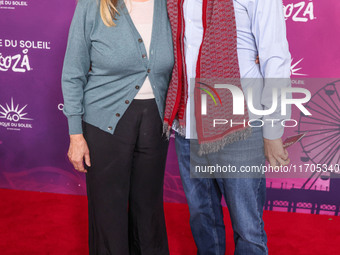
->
xmin=198 ymin=127 xmax=252 ymax=156
xmin=163 ymin=119 xmax=186 ymax=140
xmin=172 ymin=119 xmax=186 ymax=137
xmin=163 ymin=122 xmax=171 ymax=140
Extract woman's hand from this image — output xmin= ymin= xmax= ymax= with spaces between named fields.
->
xmin=67 ymin=134 xmax=91 ymax=173
xmin=264 ymin=138 xmax=290 ymax=168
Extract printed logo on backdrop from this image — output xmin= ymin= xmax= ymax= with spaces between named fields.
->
xmin=0 ymin=98 xmax=33 ymax=131
xmin=0 ymin=0 xmax=28 ymax=10
xmin=58 ymin=104 xmax=64 ymax=111
xmin=0 ymin=39 xmax=51 ymax=73
xmin=291 ymin=58 xmax=307 ymax=76
xmin=291 ymin=58 xmax=307 ymax=86
xmin=284 ymin=0 xmax=316 ymax=22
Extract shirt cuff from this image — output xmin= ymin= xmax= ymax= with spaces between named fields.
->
xmin=262 ymin=120 xmax=284 ymax=140
xmin=67 ymin=115 xmax=83 ymax=135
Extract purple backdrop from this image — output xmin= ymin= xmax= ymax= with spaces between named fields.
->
xmin=1 ymin=0 xmax=340 ymax=215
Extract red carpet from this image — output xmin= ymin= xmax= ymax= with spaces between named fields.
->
xmin=0 ymin=188 xmax=339 ymax=255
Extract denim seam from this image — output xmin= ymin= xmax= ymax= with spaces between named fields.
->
xmin=207 ymin=180 xmax=221 ymax=255
xmin=255 ymin=177 xmax=268 ymax=255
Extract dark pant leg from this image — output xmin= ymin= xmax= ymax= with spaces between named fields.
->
xmin=83 ymin=105 xmax=139 ymax=254
xmin=128 ymin=99 xmax=169 ymax=255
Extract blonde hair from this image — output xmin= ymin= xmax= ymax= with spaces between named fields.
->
xmin=100 ymin=0 xmax=119 ymax=27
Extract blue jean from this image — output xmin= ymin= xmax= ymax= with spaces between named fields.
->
xmin=175 ymin=126 xmax=268 ymax=255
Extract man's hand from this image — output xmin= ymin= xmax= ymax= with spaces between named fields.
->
xmin=264 ymin=138 xmax=290 ymax=167
xmin=67 ymin=134 xmax=91 ymax=173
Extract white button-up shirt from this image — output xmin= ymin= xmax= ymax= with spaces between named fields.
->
xmin=182 ymin=0 xmax=291 ymax=139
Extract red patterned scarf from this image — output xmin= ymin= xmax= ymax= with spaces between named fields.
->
xmin=164 ymin=0 xmax=251 ymax=155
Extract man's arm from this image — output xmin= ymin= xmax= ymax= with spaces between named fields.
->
xmin=249 ymin=0 xmax=292 ymax=166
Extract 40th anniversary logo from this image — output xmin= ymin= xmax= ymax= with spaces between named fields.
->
xmin=0 ymin=98 xmax=33 ymax=131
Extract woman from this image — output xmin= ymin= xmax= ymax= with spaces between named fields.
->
xmin=61 ymin=0 xmax=174 ymax=253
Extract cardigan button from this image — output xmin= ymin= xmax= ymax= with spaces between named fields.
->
xmin=138 ymin=38 xmax=143 ymax=43
xmin=135 ymin=85 xmax=140 ymax=89
xmin=142 ymin=54 xmax=147 ymax=59
xmin=147 ymin=69 xmax=151 ymax=73
xmin=108 ymin=126 xmax=113 ymax=131
xmin=125 ymin=100 xmax=130 ymax=104
xmin=116 ymin=113 xmax=120 ymax=117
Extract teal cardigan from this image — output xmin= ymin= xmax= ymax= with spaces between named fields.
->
xmin=62 ymin=0 xmax=174 ymax=135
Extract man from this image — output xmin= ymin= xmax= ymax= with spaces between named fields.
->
xmin=164 ymin=0 xmax=291 ymax=254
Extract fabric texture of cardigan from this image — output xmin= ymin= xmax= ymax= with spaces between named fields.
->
xmin=62 ymin=0 xmax=174 ymax=135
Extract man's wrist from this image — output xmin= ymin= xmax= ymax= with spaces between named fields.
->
xmin=262 ymin=121 xmax=284 ymax=140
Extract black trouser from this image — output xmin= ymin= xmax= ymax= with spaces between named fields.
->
xmin=83 ymin=99 xmax=169 ymax=255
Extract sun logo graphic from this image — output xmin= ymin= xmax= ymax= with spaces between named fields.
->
xmin=0 ymin=98 xmax=33 ymax=122
xmin=291 ymin=58 xmax=307 ymax=76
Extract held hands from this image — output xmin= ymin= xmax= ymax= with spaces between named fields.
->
xmin=67 ymin=134 xmax=91 ymax=173
xmin=264 ymin=138 xmax=290 ymax=168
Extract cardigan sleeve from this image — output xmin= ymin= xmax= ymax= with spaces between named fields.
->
xmin=61 ymin=0 xmax=92 ymax=135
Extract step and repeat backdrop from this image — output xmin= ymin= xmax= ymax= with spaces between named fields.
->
xmin=1 ymin=0 xmax=339 ymax=215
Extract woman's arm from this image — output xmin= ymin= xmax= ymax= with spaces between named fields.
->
xmin=61 ymin=0 xmax=92 ymax=135
xmin=61 ymin=0 xmax=92 ymax=172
